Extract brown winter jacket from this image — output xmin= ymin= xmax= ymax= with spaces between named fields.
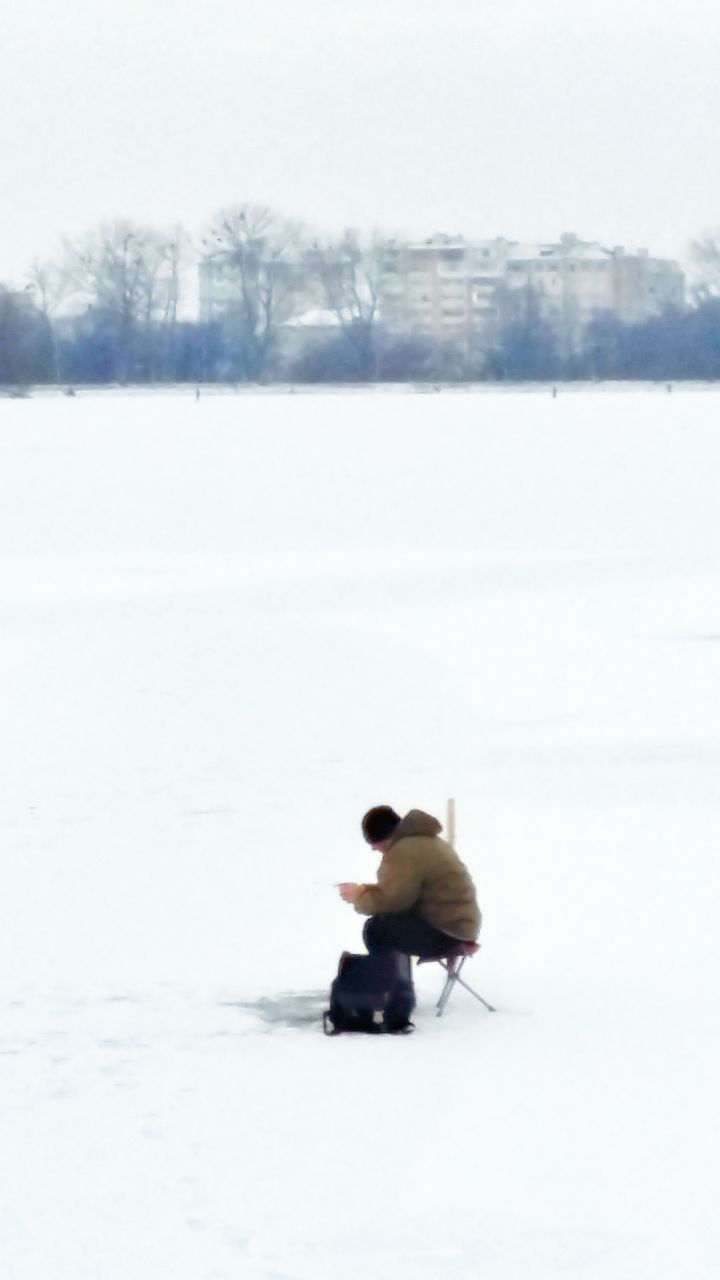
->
xmin=353 ymin=809 xmax=481 ymax=942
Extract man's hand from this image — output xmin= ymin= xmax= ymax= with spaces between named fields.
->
xmin=338 ymin=882 xmax=362 ymax=904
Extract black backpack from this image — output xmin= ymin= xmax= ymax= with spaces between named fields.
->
xmin=323 ymin=951 xmax=416 ymax=1035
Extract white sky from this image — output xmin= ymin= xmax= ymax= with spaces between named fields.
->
xmin=2 ymin=0 xmax=719 ymax=284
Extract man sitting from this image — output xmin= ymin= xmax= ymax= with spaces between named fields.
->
xmin=339 ymin=805 xmax=481 ymax=959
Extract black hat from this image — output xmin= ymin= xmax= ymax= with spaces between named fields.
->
xmin=361 ymin=806 xmax=401 ymax=844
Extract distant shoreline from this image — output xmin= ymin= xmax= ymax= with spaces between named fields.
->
xmin=3 ymin=379 xmax=720 ymax=399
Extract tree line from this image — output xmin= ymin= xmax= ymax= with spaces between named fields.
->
xmin=2 ymin=206 xmax=720 ymax=387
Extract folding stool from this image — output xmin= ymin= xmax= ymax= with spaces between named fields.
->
xmin=421 ymin=941 xmax=496 ymax=1017
xmin=419 ymin=798 xmax=496 ymax=1017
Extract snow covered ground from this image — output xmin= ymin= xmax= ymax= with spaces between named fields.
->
xmin=2 ymin=386 xmax=719 ymax=1279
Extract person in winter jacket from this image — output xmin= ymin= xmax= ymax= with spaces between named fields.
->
xmin=339 ymin=805 xmax=481 ymax=959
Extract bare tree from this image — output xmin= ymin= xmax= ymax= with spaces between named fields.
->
xmin=309 ymin=231 xmax=387 ymax=379
xmin=0 ymin=285 xmax=52 ymax=387
xmin=144 ymin=230 xmax=189 ymax=380
xmin=493 ymin=281 xmax=559 ymax=380
xmin=26 ymin=260 xmax=72 ymax=383
xmin=689 ymin=231 xmax=720 ymax=301
xmin=62 ymin=221 xmax=187 ymax=382
xmin=202 ymin=204 xmax=305 ymax=381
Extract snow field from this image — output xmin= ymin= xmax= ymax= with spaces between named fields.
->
xmin=1 ymin=387 xmax=719 ymax=1278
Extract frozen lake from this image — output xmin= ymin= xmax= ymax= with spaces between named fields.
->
xmin=2 ymin=387 xmax=719 ymax=1278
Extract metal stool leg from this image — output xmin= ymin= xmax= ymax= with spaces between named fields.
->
xmin=452 ymin=972 xmax=497 ymax=1013
xmin=436 ymin=959 xmax=460 ymax=1016
xmin=436 ymin=955 xmax=497 ymax=1017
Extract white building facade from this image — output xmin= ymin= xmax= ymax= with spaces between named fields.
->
xmin=502 ymin=233 xmax=685 ymax=350
xmin=377 ymin=233 xmax=508 ymax=353
xmin=376 ymin=231 xmax=684 ymax=354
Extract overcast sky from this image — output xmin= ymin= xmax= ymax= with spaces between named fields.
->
xmin=2 ymin=0 xmax=719 ymax=283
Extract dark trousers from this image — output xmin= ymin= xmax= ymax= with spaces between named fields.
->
xmin=363 ymin=910 xmax=457 ymax=960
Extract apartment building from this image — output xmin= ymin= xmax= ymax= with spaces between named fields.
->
xmin=376 ymin=231 xmax=684 ymax=352
xmin=198 ymin=252 xmax=324 ymax=326
xmin=504 ymin=233 xmax=685 ymax=349
xmin=378 ymin=234 xmax=508 ymax=351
